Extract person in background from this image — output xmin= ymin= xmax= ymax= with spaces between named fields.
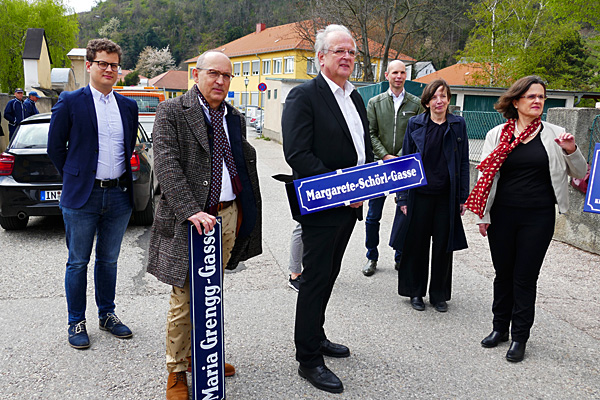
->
xmin=466 ymin=75 xmax=586 ymax=362
xmin=4 ymin=88 xmax=25 ymax=140
xmin=288 ymin=223 xmax=303 ymax=291
xmin=362 ymin=60 xmax=423 ymax=277
xmin=24 ymin=91 xmax=40 ymax=117
xmin=392 ymin=79 xmax=469 ymax=313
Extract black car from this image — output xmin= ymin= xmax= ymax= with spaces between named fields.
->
xmin=0 ymin=113 xmax=157 ymax=230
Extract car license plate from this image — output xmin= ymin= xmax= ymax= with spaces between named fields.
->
xmin=41 ymin=190 xmax=61 ymax=201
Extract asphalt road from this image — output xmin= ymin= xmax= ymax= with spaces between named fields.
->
xmin=1 ymin=129 xmax=599 ymax=399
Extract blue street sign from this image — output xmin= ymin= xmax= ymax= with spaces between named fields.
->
xmin=227 ymin=91 xmax=234 ymax=98
xmin=258 ymin=82 xmax=267 ymax=92
xmin=189 ymin=218 xmax=225 ymax=400
xmin=584 ymin=143 xmax=600 ymax=214
xmin=293 ymin=154 xmax=427 ymax=215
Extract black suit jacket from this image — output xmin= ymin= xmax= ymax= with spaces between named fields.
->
xmin=282 ymin=73 xmax=374 ymax=226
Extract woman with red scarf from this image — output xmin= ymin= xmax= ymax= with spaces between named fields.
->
xmin=465 ymin=76 xmax=587 ymax=362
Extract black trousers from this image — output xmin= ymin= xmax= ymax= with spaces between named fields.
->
xmin=398 ymin=192 xmax=453 ymax=304
xmin=487 ymin=204 xmax=555 ymax=343
xmin=295 ymin=211 xmax=356 ymax=368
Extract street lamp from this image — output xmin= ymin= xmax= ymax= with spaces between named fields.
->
xmin=244 ymin=77 xmax=249 ymax=123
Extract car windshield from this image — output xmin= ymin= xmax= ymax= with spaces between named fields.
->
xmin=126 ymin=95 xmax=161 ymax=113
xmin=11 ymin=122 xmax=50 ymax=149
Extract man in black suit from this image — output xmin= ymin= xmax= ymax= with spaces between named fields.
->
xmin=282 ymin=24 xmax=373 ymax=394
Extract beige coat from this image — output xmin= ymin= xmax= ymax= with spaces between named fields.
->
xmin=477 ymin=121 xmax=587 ymax=224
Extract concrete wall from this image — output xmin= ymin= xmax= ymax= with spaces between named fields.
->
xmin=468 ymin=107 xmax=600 ymax=255
xmin=547 ymin=108 xmax=600 ymax=254
xmin=262 ymin=78 xmax=299 ymax=143
xmin=0 ymin=94 xmax=56 ymax=151
xmin=262 ymin=79 xmax=283 ymax=143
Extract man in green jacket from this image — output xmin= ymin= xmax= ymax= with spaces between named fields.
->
xmin=362 ymin=60 xmax=424 ymax=276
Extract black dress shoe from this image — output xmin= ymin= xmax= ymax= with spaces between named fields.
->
xmin=410 ymin=297 xmax=425 ymax=311
xmin=506 ymin=341 xmax=526 ymax=362
xmin=481 ymin=331 xmax=509 ymax=348
xmin=362 ymin=260 xmax=377 ymax=276
xmin=298 ymin=364 xmax=344 ymax=393
xmin=432 ymin=301 xmax=448 ymax=312
xmin=320 ymin=339 xmax=350 ymax=358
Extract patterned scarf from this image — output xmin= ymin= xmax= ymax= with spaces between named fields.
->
xmin=196 ymin=86 xmax=241 ymax=214
xmin=465 ymin=117 xmax=542 ymax=218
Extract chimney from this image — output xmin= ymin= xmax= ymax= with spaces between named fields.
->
xmin=256 ymin=23 xmax=266 ymax=34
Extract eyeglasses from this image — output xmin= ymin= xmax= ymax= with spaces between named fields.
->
xmin=521 ymin=94 xmax=547 ymax=101
xmin=91 ymin=60 xmax=120 ymax=71
xmin=326 ymin=48 xmax=356 ymax=58
xmin=198 ymin=68 xmax=234 ymax=82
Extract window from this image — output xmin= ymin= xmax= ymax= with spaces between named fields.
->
xmin=252 ymin=60 xmax=260 ymax=76
xmin=273 ymin=58 xmax=282 ymax=74
xmin=371 ymin=64 xmax=377 ymax=80
xmin=262 ymin=60 xmax=271 ymax=75
xmin=274 ymin=89 xmax=278 ymax=99
xmin=306 ymin=58 xmax=318 ymax=75
xmin=242 ymin=61 xmax=250 ymax=76
xmin=240 ymin=92 xmax=249 ymax=106
xmin=189 ymin=67 xmax=194 ymax=79
xmin=267 ymin=90 xmax=271 ymax=100
xmin=284 ymin=57 xmax=294 ymax=74
xmin=233 ymin=62 xmax=241 ymax=77
xmin=251 ymin=92 xmax=259 ymax=106
xmin=351 ymin=62 xmax=362 ymax=79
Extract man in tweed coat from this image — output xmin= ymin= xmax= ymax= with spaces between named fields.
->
xmin=146 ymin=50 xmax=262 ymax=400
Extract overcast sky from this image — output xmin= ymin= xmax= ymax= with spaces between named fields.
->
xmin=63 ymin=0 xmax=97 ymax=14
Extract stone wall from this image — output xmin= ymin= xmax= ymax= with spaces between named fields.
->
xmin=467 ymin=107 xmax=600 ymax=255
xmin=547 ymin=108 xmax=600 ymax=254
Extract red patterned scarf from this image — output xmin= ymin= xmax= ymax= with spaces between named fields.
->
xmin=465 ymin=117 xmax=542 ymax=218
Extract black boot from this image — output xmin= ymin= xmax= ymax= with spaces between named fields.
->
xmin=506 ymin=341 xmax=526 ymax=362
xmin=481 ymin=331 xmax=509 ymax=348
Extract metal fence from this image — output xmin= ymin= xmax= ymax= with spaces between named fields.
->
xmin=454 ymin=110 xmax=547 ymax=163
xmin=589 ymin=114 xmax=600 ymax=163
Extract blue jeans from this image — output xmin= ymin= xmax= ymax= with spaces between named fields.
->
xmin=365 ymin=196 xmax=401 ymax=262
xmin=61 ymin=185 xmax=132 ymax=324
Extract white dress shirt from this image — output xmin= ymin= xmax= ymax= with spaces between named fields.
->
xmin=388 ymin=88 xmax=405 ymax=114
xmin=198 ymin=97 xmax=236 ymax=202
xmin=321 ymin=73 xmax=366 ymax=166
xmin=90 ymin=85 xmax=126 ymax=180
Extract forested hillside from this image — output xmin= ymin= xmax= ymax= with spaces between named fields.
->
xmin=72 ymin=0 xmax=599 ymax=91
xmin=77 ymin=0 xmax=310 ymax=69
xmin=76 ymin=0 xmax=474 ymax=72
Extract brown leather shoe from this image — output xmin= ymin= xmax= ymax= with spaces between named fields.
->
xmin=225 ymin=363 xmax=235 ymax=377
xmin=187 ymin=357 xmax=235 ymax=377
xmin=166 ymin=371 xmax=188 ymax=400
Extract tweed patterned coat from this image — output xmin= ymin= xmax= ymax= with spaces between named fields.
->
xmin=146 ymin=87 xmax=262 ymax=288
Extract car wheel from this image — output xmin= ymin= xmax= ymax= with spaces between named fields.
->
xmin=0 ymin=215 xmax=29 ymax=230
xmin=133 ymin=179 xmax=155 ymax=226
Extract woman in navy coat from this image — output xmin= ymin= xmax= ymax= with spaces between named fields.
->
xmin=391 ymin=79 xmax=469 ymax=312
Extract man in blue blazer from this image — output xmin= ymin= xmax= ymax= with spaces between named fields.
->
xmin=48 ymin=39 xmax=138 ymax=350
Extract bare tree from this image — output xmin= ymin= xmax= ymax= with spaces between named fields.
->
xmin=293 ymin=0 xmax=469 ymax=82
